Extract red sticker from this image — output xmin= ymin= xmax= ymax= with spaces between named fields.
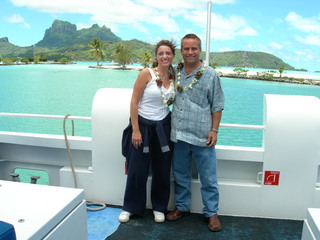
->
xmin=264 ymin=171 xmax=280 ymax=185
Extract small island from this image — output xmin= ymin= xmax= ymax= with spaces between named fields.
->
xmin=88 ymin=63 xmax=320 ymax=86
xmin=216 ymin=68 xmax=320 ymax=86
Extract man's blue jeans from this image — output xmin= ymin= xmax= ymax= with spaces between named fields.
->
xmin=172 ymin=140 xmax=219 ymax=217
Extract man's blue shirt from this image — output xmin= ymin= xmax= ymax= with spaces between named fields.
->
xmin=171 ymin=63 xmax=224 ymax=147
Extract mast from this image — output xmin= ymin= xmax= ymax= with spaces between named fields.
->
xmin=205 ymin=1 xmax=212 ymax=67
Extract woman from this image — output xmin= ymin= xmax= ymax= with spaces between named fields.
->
xmin=119 ymin=40 xmax=176 ymax=223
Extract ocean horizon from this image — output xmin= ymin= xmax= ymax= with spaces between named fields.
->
xmin=2 ymin=61 xmax=320 ymax=77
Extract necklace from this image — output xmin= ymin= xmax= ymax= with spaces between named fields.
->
xmin=176 ymin=62 xmax=206 ymax=93
xmin=155 ymin=67 xmax=175 ymax=106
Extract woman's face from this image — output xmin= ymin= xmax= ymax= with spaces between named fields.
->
xmin=156 ymin=46 xmax=175 ymax=67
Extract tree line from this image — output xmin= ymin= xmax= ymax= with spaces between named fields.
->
xmin=88 ymin=37 xmax=152 ymax=67
xmin=0 ymin=37 xmax=153 ymax=66
xmin=0 ymin=37 xmax=289 ymax=76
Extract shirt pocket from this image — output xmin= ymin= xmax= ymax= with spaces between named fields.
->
xmin=189 ymin=88 xmax=207 ymax=105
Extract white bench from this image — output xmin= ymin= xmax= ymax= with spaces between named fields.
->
xmin=0 ymin=180 xmax=87 ymax=240
xmin=302 ymin=208 xmax=320 ymax=240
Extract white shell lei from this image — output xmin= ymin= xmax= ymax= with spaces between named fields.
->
xmin=176 ymin=63 xmax=206 ymax=92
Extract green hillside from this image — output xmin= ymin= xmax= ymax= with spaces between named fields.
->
xmin=0 ymin=19 xmax=295 ymax=70
xmin=209 ymin=51 xmax=294 ymax=70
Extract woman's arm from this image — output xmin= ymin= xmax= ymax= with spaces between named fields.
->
xmin=130 ymin=68 xmax=150 ymax=148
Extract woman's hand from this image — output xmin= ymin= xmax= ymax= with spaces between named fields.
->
xmin=132 ymin=130 xmax=143 ymax=149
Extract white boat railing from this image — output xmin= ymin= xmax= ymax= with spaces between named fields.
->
xmin=0 ymin=112 xmax=91 ymax=121
xmin=220 ymin=123 xmax=265 ymax=130
xmin=0 ymin=112 xmax=264 ymax=132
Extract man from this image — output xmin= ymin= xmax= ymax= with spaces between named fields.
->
xmin=166 ymin=33 xmax=224 ymax=232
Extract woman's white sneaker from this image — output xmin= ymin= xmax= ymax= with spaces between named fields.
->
xmin=153 ymin=211 xmax=165 ymax=223
xmin=118 ymin=211 xmax=132 ymax=223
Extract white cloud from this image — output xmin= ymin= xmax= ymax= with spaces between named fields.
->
xmin=282 ymin=41 xmax=292 ymax=46
xmin=213 ymin=14 xmax=257 ymax=40
xmin=5 ymin=14 xmax=30 ymax=28
xmin=186 ymin=11 xmax=257 ymax=40
xmin=285 ymin=12 xmax=320 ymax=34
xmin=136 ymin=0 xmax=235 ymax=10
xmin=10 ymin=0 xmax=99 ymax=13
xmin=184 ymin=11 xmax=257 ymax=40
xmin=284 ymin=12 xmax=320 ymax=48
xmin=294 ymin=50 xmax=306 ymax=56
xmin=218 ymin=47 xmax=233 ymax=52
xmin=6 ymin=14 xmax=24 ymax=23
xmin=296 ymin=35 xmax=320 ymax=46
xmin=135 ymin=0 xmax=197 ymax=10
xmin=76 ymin=23 xmax=91 ymax=30
xmin=212 ymin=0 xmax=235 ymax=4
xmin=152 ymin=15 xmax=180 ymax=32
xmin=294 ymin=49 xmax=317 ymax=62
xmin=9 ymin=0 xmax=236 ymax=38
xmin=236 ymin=27 xmax=257 ymax=36
xmin=268 ymin=42 xmax=283 ymax=49
xmin=273 ymin=18 xmax=283 ymax=25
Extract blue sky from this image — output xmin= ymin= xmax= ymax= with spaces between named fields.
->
xmin=1 ymin=0 xmax=319 ymax=71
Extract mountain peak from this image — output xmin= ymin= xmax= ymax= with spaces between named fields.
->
xmin=0 ymin=37 xmax=9 ymax=43
xmin=91 ymin=24 xmax=100 ymax=29
xmin=36 ymin=19 xmax=121 ymax=47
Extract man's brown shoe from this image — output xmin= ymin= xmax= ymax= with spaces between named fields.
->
xmin=207 ymin=214 xmax=221 ymax=232
xmin=166 ymin=208 xmax=190 ymax=221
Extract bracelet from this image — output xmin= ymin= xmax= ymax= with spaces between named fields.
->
xmin=211 ymin=128 xmax=219 ymax=133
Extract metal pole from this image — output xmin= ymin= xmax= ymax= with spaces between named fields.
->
xmin=205 ymin=1 xmax=212 ymax=67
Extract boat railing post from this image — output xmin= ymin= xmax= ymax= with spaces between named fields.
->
xmin=30 ymin=176 xmax=40 ymax=184
xmin=10 ymin=173 xmax=20 ymax=182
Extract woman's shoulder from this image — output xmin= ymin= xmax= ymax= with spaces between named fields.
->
xmin=140 ymin=67 xmax=156 ymax=78
xmin=136 ymin=68 xmax=154 ymax=84
xmin=139 ymin=67 xmax=152 ymax=76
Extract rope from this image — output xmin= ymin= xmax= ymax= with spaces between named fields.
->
xmin=63 ymin=114 xmax=106 ymax=211
xmin=86 ymin=201 xmax=107 ymax=211
xmin=63 ymin=114 xmax=77 ymax=188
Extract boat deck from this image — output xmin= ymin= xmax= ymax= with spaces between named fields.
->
xmin=88 ymin=205 xmax=303 ymax=240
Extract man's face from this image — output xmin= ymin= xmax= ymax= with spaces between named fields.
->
xmin=181 ymin=38 xmax=201 ymax=65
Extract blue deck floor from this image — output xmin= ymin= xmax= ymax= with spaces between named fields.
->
xmin=87 ymin=205 xmax=303 ymax=240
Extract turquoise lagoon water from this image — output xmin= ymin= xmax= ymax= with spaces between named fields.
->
xmin=1 ymin=62 xmax=320 ymax=147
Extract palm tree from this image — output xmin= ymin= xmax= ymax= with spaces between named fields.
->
xmin=88 ymin=37 xmax=106 ymax=66
xmin=113 ymin=43 xmax=132 ymax=67
xmin=277 ymin=65 xmax=285 ymax=78
xmin=139 ymin=51 xmax=153 ymax=68
xmin=209 ymin=61 xmax=219 ymax=69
